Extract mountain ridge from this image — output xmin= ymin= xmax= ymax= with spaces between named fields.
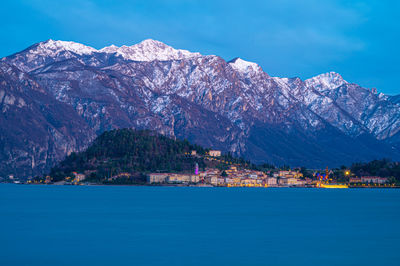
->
xmin=1 ymin=39 xmax=400 ymax=177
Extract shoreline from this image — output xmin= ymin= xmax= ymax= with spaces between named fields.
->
xmin=2 ymin=182 xmax=399 ymax=189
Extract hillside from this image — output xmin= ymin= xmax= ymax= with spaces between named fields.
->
xmin=50 ymin=129 xmax=234 ymax=183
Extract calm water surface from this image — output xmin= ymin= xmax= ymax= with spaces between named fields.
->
xmin=1 ymin=184 xmax=399 ymax=266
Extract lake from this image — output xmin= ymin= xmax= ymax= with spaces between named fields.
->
xmin=1 ymin=184 xmax=399 ymax=266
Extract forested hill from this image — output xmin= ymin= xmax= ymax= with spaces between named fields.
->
xmin=50 ymin=129 xmax=210 ymax=182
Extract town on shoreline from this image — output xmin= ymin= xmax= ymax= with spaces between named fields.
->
xmin=2 ymin=150 xmax=397 ymax=189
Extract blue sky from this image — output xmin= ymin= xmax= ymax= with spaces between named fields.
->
xmin=2 ymin=0 xmax=399 ymax=94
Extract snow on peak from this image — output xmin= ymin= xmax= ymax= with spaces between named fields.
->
xmin=305 ymin=71 xmax=347 ymax=91
xmin=229 ymin=57 xmax=261 ymax=73
xmin=36 ymin=39 xmax=98 ymax=55
xmin=99 ymin=44 xmax=118 ymax=53
xmin=99 ymin=39 xmax=201 ymax=61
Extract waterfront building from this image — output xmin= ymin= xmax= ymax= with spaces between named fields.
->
xmin=217 ymin=178 xmax=225 ymax=185
xmin=190 ymin=175 xmax=200 ymax=183
xmin=167 ymin=174 xmax=190 ymax=183
xmin=361 ymin=176 xmax=388 ymax=184
xmin=210 ymin=176 xmax=218 ymax=186
xmin=349 ymin=177 xmax=362 ymax=183
xmin=242 ymin=178 xmax=257 ymax=185
xmin=279 ymin=177 xmax=305 ymax=186
xmin=232 ymin=177 xmax=241 ymax=184
xmin=224 ymin=178 xmax=235 ymax=184
xmin=148 ymin=173 xmax=169 ymax=183
xmin=72 ymin=172 xmax=86 ymax=182
xmin=266 ymin=177 xmax=278 ymax=186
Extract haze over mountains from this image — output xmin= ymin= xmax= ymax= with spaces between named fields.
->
xmin=2 ymin=39 xmax=400 ymax=177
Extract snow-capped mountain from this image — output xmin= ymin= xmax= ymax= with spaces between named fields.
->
xmin=2 ymin=39 xmax=400 ymax=177
xmin=3 ymin=39 xmax=201 ymax=72
xmin=229 ymin=57 xmax=263 ymax=74
xmin=304 ymin=71 xmax=348 ymax=92
xmin=100 ymin=39 xmax=201 ymax=61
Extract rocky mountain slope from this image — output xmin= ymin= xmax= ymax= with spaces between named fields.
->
xmin=2 ymin=39 xmax=400 ymax=177
xmin=0 ymin=61 xmax=95 ymax=177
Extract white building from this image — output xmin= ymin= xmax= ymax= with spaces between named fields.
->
xmin=148 ymin=173 xmax=169 ymax=183
xmin=266 ymin=177 xmax=278 ymax=186
xmin=209 ymin=150 xmax=221 ymax=157
xmin=361 ymin=176 xmax=388 ymax=184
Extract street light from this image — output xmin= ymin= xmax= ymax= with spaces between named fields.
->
xmin=345 ymin=170 xmax=350 ymax=176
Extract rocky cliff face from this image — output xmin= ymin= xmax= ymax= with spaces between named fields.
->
xmin=0 ymin=61 xmax=95 ymax=177
xmin=2 ymin=39 xmax=400 ymax=177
